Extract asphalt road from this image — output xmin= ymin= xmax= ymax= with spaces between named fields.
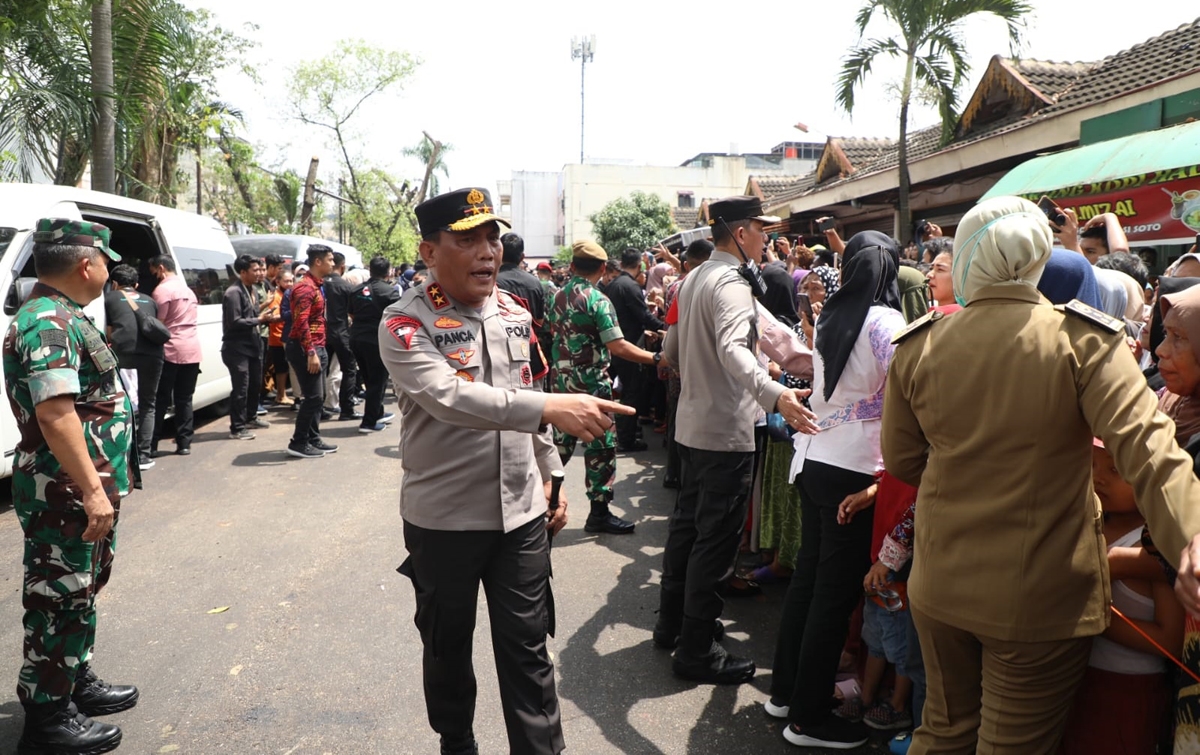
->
xmin=0 ymin=404 xmax=894 ymax=754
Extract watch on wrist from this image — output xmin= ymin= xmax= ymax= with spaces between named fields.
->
xmin=653 ymin=352 xmax=662 ymax=365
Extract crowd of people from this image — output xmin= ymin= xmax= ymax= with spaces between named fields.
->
xmin=13 ymin=183 xmax=1200 ymax=755
xmin=458 ymin=191 xmax=1200 ymax=754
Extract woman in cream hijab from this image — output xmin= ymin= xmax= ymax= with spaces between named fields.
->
xmin=882 ymin=196 xmax=1200 ymax=754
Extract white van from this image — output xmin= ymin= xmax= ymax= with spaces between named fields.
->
xmin=230 ymin=234 xmax=363 ymax=271
xmin=0 ymin=184 xmax=235 ymax=477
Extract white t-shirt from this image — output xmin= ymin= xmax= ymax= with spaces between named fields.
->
xmin=1090 ymin=527 xmax=1166 ymax=675
xmin=790 ymin=305 xmax=906 ymax=480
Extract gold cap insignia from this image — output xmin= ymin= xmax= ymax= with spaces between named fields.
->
xmin=466 ymin=189 xmax=485 ymax=205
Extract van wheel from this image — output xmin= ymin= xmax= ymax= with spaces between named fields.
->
xmin=204 ymin=397 xmax=230 ymax=418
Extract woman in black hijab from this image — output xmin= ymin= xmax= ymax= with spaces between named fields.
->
xmin=766 ymin=230 xmax=907 ymax=749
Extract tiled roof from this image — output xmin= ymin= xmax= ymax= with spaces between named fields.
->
xmin=839 ymin=137 xmax=894 ymax=167
xmin=753 ymin=174 xmax=815 ymax=201
xmin=1007 ymin=59 xmax=1092 ymax=101
xmin=672 ymin=206 xmax=700 ymax=229
xmin=1046 ymin=18 xmax=1200 ymax=113
xmin=774 ymin=17 xmax=1200 ymax=207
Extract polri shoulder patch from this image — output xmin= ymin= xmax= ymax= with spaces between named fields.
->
xmin=1056 ymin=299 xmax=1123 ymax=334
xmin=891 ymin=309 xmax=944 ymax=345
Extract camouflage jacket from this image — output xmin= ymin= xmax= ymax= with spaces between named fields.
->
xmin=547 ymin=275 xmax=623 ymax=392
xmin=3 ymin=283 xmax=133 ymax=507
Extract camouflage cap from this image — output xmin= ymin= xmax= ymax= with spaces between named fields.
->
xmin=571 ymin=240 xmax=607 ymax=261
xmin=32 ymin=218 xmax=121 ymax=262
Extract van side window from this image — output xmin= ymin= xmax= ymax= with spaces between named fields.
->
xmin=176 ymin=245 xmax=235 ymax=305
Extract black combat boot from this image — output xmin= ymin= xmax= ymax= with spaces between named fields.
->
xmin=18 ymin=699 xmax=121 ymax=755
xmin=71 ymin=664 xmax=139 ymax=716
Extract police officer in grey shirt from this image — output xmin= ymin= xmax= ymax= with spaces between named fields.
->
xmin=380 ymin=187 xmax=633 ymax=755
xmin=656 ymin=195 xmax=816 ymax=685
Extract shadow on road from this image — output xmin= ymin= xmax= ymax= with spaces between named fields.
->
xmin=230 ymin=450 xmax=294 ymax=468
xmin=554 ymin=452 xmax=788 ymax=753
xmin=0 ymin=699 xmax=21 ymax=748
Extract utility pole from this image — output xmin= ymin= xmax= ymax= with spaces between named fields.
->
xmin=570 ymin=35 xmax=595 ymax=165
xmin=300 ymin=156 xmax=319 ymax=232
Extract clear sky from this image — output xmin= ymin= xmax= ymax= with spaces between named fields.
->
xmin=185 ymin=1 xmax=1199 ymax=194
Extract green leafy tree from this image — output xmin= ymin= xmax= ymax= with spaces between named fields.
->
xmin=0 ymin=0 xmax=254 ymax=199
xmin=588 ymin=191 xmax=676 ymax=259
xmin=836 ymin=0 xmax=1029 ymax=242
xmin=287 ymin=39 xmax=420 ymax=260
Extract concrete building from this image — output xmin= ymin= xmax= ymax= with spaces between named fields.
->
xmin=498 ymin=171 xmax=560 ymax=259
xmin=539 ymin=144 xmax=818 ymax=246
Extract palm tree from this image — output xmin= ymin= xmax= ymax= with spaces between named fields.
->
xmin=836 ymin=0 xmax=1030 ymax=242
xmin=91 ymin=0 xmax=115 ymax=193
xmin=403 ymin=131 xmax=452 ymax=203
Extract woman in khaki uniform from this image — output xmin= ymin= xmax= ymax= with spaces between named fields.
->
xmin=882 ymin=196 xmax=1200 ymax=754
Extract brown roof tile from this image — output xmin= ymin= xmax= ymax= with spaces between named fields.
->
xmin=672 ymin=206 xmax=700 ymax=229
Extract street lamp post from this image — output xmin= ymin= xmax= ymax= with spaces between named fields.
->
xmin=570 ymin=35 xmax=595 ymax=165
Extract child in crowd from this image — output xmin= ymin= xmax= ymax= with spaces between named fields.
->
xmin=835 ymin=471 xmax=919 ymax=734
xmin=1060 ymin=438 xmax=1180 ymax=754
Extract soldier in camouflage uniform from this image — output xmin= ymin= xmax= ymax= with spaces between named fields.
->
xmin=548 ymin=240 xmax=660 ymax=535
xmin=4 ymin=219 xmax=140 ymax=754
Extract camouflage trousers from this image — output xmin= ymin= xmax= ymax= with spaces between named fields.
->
xmin=552 ymin=373 xmax=616 ymax=517
xmin=14 ymin=481 xmax=119 ymax=705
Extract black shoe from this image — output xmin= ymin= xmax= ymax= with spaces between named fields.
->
xmin=312 ymin=439 xmax=338 ymax=454
xmin=719 ymin=577 xmax=763 ymax=598
xmin=653 ymin=619 xmax=724 ymax=649
xmin=320 ymin=410 xmax=336 ymax=421
xmin=672 ymin=642 xmax=755 ymax=685
xmin=250 ymin=417 xmax=271 ymax=429
xmin=337 ymin=412 xmax=363 ymax=421
xmin=584 ymin=514 xmax=635 ymax=534
xmin=440 ymin=732 xmax=478 ymax=755
xmin=71 ymin=665 xmax=139 ymax=716
xmin=175 ymin=447 xmax=191 ymax=456
xmin=287 ymin=443 xmax=325 ymax=459
xmin=229 ymin=429 xmax=256 ymax=441
xmin=782 ymin=717 xmax=869 ymax=749
xmin=662 ymin=475 xmax=680 ymax=489
xmin=617 ymin=439 xmax=648 ymax=452
xmin=18 ymin=700 xmax=121 ymax=755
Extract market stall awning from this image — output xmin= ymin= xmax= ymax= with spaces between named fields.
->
xmin=982 ymin=120 xmax=1200 ymax=200
xmin=980 ymin=120 xmax=1200 ymax=245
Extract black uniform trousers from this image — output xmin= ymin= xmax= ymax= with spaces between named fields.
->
xmin=350 ymin=336 xmax=387 ymax=427
xmin=610 ymin=355 xmax=643 ymax=447
xmin=401 ymin=516 xmax=563 ymax=755
xmin=325 ymin=331 xmax=358 ymax=415
xmin=222 ymin=346 xmax=262 ymax=433
xmin=769 ymin=459 xmax=875 ymax=728
xmin=658 ymin=442 xmax=754 ymax=654
xmin=153 ymin=361 xmax=199 ymax=451
xmin=286 ymin=342 xmax=327 ymax=447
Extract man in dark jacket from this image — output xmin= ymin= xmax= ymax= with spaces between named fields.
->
xmin=321 ymin=251 xmax=360 ymax=420
xmin=103 ymin=263 xmax=165 ymax=469
xmin=349 ymin=255 xmax=400 ymax=433
xmin=222 ymin=255 xmax=272 ymax=440
xmin=496 ymin=232 xmax=550 ymax=350
xmin=604 ymin=247 xmax=666 ymax=451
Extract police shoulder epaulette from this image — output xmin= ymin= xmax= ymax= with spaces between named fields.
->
xmin=425 ymin=282 xmax=451 ymax=311
xmin=891 ymin=309 xmax=944 ymax=345
xmin=1056 ymin=299 xmax=1123 ymax=334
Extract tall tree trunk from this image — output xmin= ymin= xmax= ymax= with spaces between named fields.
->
xmin=896 ymin=51 xmax=914 ymax=244
xmin=415 ymin=131 xmax=442 ymax=205
xmin=91 ymin=0 xmax=115 ymax=194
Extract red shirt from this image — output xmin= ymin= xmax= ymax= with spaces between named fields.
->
xmin=288 ymin=273 xmax=326 ymax=353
